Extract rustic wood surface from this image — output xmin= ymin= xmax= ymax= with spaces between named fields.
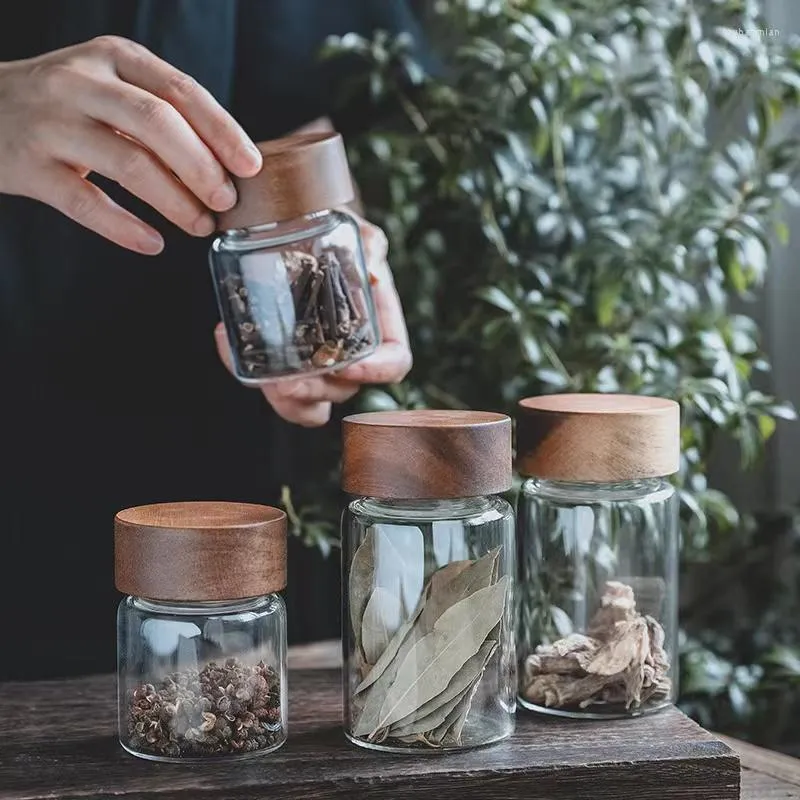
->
xmin=0 ymin=640 xmax=795 ymax=799
xmin=0 ymin=667 xmax=737 ymax=799
xmin=719 ymin=735 xmax=800 ymax=799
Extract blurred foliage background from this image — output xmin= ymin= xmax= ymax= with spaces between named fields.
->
xmin=288 ymin=0 xmax=800 ymax=750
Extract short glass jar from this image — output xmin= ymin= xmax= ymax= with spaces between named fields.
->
xmin=115 ymin=502 xmax=288 ymax=761
xmin=515 ymin=394 xmax=680 ymax=719
xmin=210 ymin=132 xmax=379 ymax=384
xmin=341 ymin=410 xmax=517 ymax=752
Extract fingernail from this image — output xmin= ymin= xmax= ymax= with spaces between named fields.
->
xmin=240 ymin=141 xmax=263 ymax=173
xmin=210 ymin=182 xmax=237 ymax=211
xmin=138 ymin=230 xmax=164 ymax=255
xmin=193 ymin=214 xmax=216 ymax=236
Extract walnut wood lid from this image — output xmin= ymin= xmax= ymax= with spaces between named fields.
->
xmin=115 ymin=502 xmax=287 ymax=601
xmin=517 ymin=394 xmax=680 ymax=482
xmin=342 ymin=410 xmax=513 ymax=499
xmin=217 ymin=132 xmax=354 ymax=230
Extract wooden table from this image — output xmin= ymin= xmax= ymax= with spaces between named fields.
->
xmin=0 ymin=641 xmax=797 ymax=799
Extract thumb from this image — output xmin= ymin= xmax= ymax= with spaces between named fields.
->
xmin=214 ymin=323 xmax=236 ymax=376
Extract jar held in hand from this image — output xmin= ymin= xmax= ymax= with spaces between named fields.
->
xmin=115 ymin=502 xmax=288 ymax=761
xmin=209 ymin=132 xmax=379 ymax=383
xmin=515 ymin=394 xmax=680 ymax=719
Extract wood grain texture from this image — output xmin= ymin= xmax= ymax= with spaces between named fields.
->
xmin=218 ymin=132 xmax=354 ymax=229
xmin=720 ymin=735 xmax=800 ymax=793
xmin=517 ymin=393 xmax=680 ymax=482
xmin=115 ymin=501 xmax=287 ymax=601
xmin=0 ymin=668 xmax=740 ymax=800
xmin=342 ymin=410 xmax=513 ymax=499
xmin=740 ymin=771 xmax=800 ymax=799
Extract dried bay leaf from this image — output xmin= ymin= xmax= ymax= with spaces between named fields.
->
xmin=355 ymin=552 xmax=491 ymax=695
xmin=415 ymin=547 xmax=501 ymax=636
xmin=349 ymin=531 xmax=376 ymax=656
xmin=390 ymin=639 xmax=497 ymax=733
xmin=361 ymin=586 xmax=403 ymax=665
xmin=367 ymin=576 xmax=510 ymax=735
xmin=389 ymin=688 xmax=466 ymax=738
xmin=436 ymin=672 xmax=484 ymax=746
xmin=390 ymin=640 xmax=498 ymax=738
xmin=355 ymin=584 xmax=427 ymax=694
xmin=428 ymin=559 xmax=472 ymax=596
xmin=394 ymin=733 xmax=440 ymax=747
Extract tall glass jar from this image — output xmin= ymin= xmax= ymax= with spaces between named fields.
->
xmin=341 ymin=410 xmax=516 ymax=752
xmin=115 ymin=502 xmax=288 ymax=761
xmin=209 ymin=132 xmax=379 ymax=384
xmin=515 ymin=394 xmax=680 ymax=719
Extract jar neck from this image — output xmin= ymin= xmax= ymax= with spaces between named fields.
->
xmin=522 ymin=476 xmax=672 ymax=501
xmin=220 ymin=209 xmax=335 ymax=244
xmin=132 ymin=596 xmax=269 ymax=615
xmin=356 ymin=496 xmax=495 ymax=519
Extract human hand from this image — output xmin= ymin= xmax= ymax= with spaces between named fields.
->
xmin=0 ymin=36 xmax=262 ymax=254
xmin=215 ymin=214 xmax=413 ymax=426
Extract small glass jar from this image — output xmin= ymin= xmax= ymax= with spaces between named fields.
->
xmin=209 ymin=132 xmax=379 ymax=384
xmin=341 ymin=410 xmax=517 ymax=752
xmin=515 ymin=394 xmax=680 ymax=719
xmin=115 ymin=502 xmax=288 ymax=761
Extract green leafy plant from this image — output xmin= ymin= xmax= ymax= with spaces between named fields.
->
xmin=287 ymin=0 xmax=800 ymax=745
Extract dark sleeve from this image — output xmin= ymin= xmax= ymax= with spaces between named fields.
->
xmin=232 ymin=0 xmax=435 ymax=140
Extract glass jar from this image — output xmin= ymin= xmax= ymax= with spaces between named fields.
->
xmin=209 ymin=132 xmax=378 ymax=384
xmin=341 ymin=410 xmax=517 ymax=752
xmin=115 ymin=502 xmax=288 ymax=761
xmin=515 ymin=394 xmax=680 ymax=719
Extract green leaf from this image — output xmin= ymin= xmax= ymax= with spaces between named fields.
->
xmin=757 ymin=414 xmax=776 ymax=440
xmin=521 ymin=330 xmax=542 ymax=364
xmin=666 ymin=24 xmax=688 ymax=59
xmin=775 ymin=220 xmax=790 ymax=245
xmin=596 ymin=283 xmax=619 ymax=328
xmin=476 ymin=286 xmax=518 ymax=315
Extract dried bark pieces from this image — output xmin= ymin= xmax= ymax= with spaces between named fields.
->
xmin=522 ymin=581 xmax=672 ymax=713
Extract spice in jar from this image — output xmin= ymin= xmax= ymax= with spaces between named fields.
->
xmin=210 ymin=132 xmax=379 ymax=383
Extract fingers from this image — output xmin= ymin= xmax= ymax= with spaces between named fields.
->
xmin=77 ymin=79 xmax=238 ymax=213
xmin=261 ymin=394 xmax=333 ymax=428
xmin=214 ymin=323 xmax=236 ymax=374
xmin=267 ymin=377 xmax=360 ymax=405
xmin=214 ymin=324 xmax=353 ymax=427
xmin=336 ymin=341 xmax=412 ymax=384
xmin=37 ymin=162 xmax=164 ymax=254
xmin=99 ymin=36 xmax=262 ymax=179
xmin=53 ymin=122 xmax=215 ymax=237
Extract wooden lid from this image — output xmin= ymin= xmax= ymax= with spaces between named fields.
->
xmin=517 ymin=394 xmax=680 ymax=482
xmin=217 ymin=132 xmax=354 ymax=230
xmin=342 ymin=410 xmax=512 ymax=499
xmin=114 ymin=502 xmax=287 ymax=601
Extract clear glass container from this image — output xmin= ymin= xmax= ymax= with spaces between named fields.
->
xmin=210 ymin=210 xmax=378 ymax=383
xmin=343 ymin=495 xmax=516 ymax=752
xmin=517 ymin=479 xmax=678 ymax=718
xmin=209 ymin=132 xmax=378 ymax=384
xmin=114 ymin=501 xmax=288 ymax=761
xmin=515 ymin=394 xmax=680 ymax=719
xmin=118 ymin=594 xmax=287 ymax=761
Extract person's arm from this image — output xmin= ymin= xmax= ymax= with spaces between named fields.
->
xmin=0 ymin=35 xmax=262 ymax=254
